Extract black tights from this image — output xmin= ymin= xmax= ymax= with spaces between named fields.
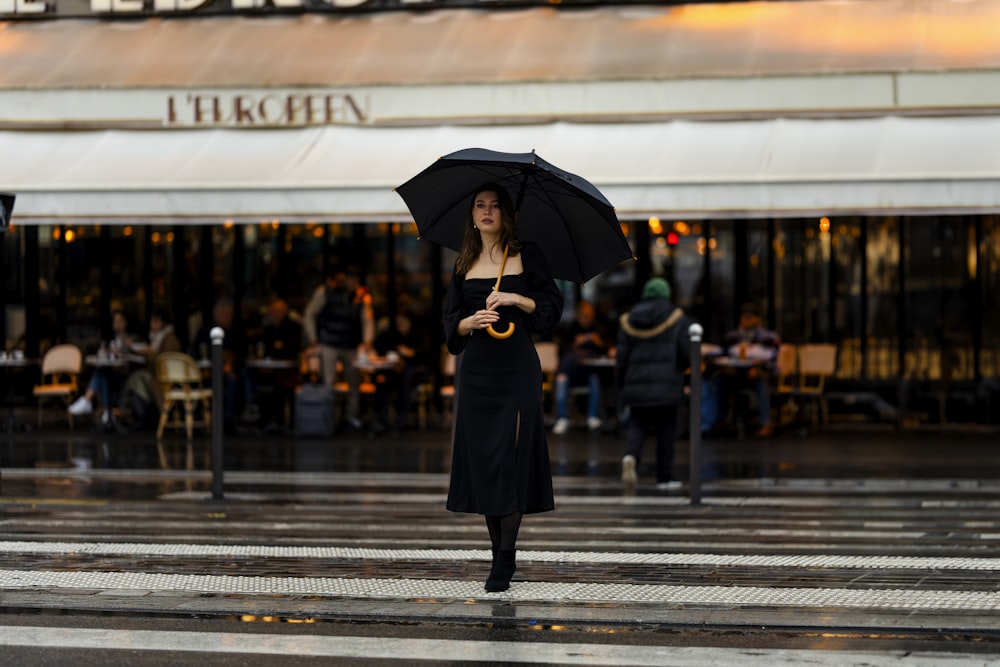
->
xmin=485 ymin=512 xmax=523 ymax=552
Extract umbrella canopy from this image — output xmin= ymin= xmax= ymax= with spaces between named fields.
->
xmin=395 ymin=148 xmax=633 ymax=283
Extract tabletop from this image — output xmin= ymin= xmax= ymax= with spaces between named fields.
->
xmin=711 ymin=356 xmax=769 ymax=369
xmin=580 ymin=356 xmax=616 ymax=368
xmin=85 ymin=353 xmax=146 ymax=367
xmin=0 ymin=356 xmax=40 ymax=368
xmin=246 ymin=358 xmax=298 ymax=370
xmin=354 ymin=355 xmax=396 ymax=372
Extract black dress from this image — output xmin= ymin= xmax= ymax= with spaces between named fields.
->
xmin=444 ymin=242 xmax=564 ymax=516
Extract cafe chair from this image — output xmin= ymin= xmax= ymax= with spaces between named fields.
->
xmin=33 ymin=343 xmax=83 ymax=429
xmin=773 ymin=343 xmax=800 ymax=427
xmin=797 ymin=343 xmax=838 ymax=428
xmin=437 ymin=350 xmax=458 ymax=427
xmin=155 ymin=351 xmax=212 ymax=441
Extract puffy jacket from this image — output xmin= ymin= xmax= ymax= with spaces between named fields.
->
xmin=615 ymin=299 xmax=692 ymax=407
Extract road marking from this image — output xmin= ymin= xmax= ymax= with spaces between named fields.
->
xmin=2 ymin=540 xmax=998 ymax=571
xmin=2 ymin=569 xmax=999 ymax=610
xmin=0 ymin=626 xmax=988 ymax=665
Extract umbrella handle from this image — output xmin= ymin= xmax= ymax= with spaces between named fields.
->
xmin=486 ymin=244 xmax=515 ymax=340
xmin=487 ymin=322 xmax=515 ymax=339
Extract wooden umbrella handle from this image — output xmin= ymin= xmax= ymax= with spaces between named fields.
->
xmin=487 ymin=245 xmax=515 ymax=340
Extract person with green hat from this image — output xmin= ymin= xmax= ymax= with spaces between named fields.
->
xmin=615 ymin=276 xmax=693 ymax=489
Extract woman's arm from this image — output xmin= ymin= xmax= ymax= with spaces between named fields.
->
xmin=521 ymin=243 xmax=564 ymax=336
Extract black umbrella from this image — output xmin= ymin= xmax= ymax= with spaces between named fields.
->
xmin=395 ymin=148 xmax=634 ymax=284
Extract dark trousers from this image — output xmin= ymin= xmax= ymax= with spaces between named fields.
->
xmin=625 ymin=404 xmax=678 ymax=484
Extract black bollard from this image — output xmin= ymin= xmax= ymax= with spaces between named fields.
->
xmin=210 ymin=326 xmax=225 ymax=501
xmin=688 ymin=323 xmax=703 ymax=506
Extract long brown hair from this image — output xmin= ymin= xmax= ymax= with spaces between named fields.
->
xmin=454 ymin=183 xmax=522 ymax=275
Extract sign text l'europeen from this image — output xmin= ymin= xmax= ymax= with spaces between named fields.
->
xmin=166 ymin=92 xmax=369 ymax=127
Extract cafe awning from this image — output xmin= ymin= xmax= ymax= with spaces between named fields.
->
xmin=6 ymin=115 xmax=1000 ymax=224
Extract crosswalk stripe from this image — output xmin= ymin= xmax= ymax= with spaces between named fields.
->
xmin=2 ymin=541 xmax=998 ymax=570
xmin=0 ymin=626 xmax=985 ymax=666
xmin=2 ymin=569 xmax=999 ymax=610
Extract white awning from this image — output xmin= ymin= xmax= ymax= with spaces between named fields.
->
xmin=6 ymin=115 xmax=1000 ymax=224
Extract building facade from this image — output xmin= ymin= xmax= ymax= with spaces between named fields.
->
xmin=2 ymin=0 xmax=1000 ymax=424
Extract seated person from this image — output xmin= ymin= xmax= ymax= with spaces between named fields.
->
xmin=721 ymin=302 xmax=781 ymax=436
xmin=191 ymin=297 xmax=248 ymax=434
xmin=121 ymin=307 xmax=183 ymax=429
xmin=372 ymin=310 xmax=427 ymax=434
xmin=552 ymin=300 xmax=609 ymax=434
xmin=69 ymin=310 xmax=142 ymax=426
xmin=252 ymin=298 xmax=303 ymax=432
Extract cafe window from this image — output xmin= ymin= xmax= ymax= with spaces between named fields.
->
xmin=903 ymin=216 xmax=976 ymax=383
xmin=832 ymin=218 xmax=864 ymax=379
xmin=982 ymin=215 xmax=1000 ymax=378
xmin=866 ymin=216 xmax=900 ymax=380
xmin=706 ymin=221 xmax=734 ymax=343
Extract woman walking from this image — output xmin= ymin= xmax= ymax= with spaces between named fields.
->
xmin=443 ymin=183 xmax=563 ymax=592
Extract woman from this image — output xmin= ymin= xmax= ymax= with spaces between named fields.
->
xmin=443 ymin=184 xmax=564 ymax=593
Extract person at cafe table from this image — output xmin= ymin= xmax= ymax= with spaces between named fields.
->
xmin=303 ymin=263 xmax=375 ymax=432
xmin=252 ymin=298 xmax=303 ymax=432
xmin=371 ymin=310 xmax=427 ymax=435
xmin=722 ymin=301 xmax=781 ymax=437
xmin=69 ymin=309 xmax=141 ymax=426
xmin=551 ymin=300 xmax=609 ymax=435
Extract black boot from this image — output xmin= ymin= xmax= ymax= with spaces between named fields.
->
xmin=485 ymin=550 xmax=516 ymax=592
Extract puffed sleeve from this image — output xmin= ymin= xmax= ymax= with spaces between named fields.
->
xmin=522 ymin=242 xmax=564 ymax=337
xmin=443 ymin=263 xmax=470 ymax=355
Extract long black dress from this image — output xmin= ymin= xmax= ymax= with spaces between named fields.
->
xmin=444 ymin=242 xmax=564 ymax=516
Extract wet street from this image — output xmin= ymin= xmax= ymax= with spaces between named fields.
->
xmin=2 ymin=423 xmax=1000 ymax=665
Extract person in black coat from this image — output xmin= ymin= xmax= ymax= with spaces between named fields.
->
xmin=615 ymin=277 xmax=692 ymax=489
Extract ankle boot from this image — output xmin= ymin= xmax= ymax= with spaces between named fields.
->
xmin=485 ymin=549 xmax=516 ymax=592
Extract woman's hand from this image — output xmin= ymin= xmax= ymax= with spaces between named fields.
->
xmin=460 ymin=309 xmax=500 ymax=335
xmin=486 ymin=290 xmax=533 ymax=313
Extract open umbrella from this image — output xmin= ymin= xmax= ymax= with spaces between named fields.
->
xmin=395 ymin=148 xmax=634 ymax=285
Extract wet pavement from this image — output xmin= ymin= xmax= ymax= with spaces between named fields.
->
xmin=2 ymin=419 xmax=1000 ymax=665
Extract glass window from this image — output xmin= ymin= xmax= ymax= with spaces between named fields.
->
xmin=903 ymin=216 xmax=975 ymax=382
xmin=706 ymin=220 xmax=734 ymax=342
xmin=832 ymin=218 xmax=863 ymax=378
xmin=866 ymin=216 xmax=899 ymax=380
xmin=982 ymin=216 xmax=1000 ymax=378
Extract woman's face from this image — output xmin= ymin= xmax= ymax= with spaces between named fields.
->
xmin=472 ymin=190 xmax=502 ymax=236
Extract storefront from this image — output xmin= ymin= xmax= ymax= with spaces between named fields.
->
xmin=3 ymin=0 xmax=1000 ymax=423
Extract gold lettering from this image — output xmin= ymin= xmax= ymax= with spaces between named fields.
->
xmin=212 ymin=96 xmax=226 ymax=124
xmin=285 ymin=95 xmax=308 ymax=125
xmin=344 ymin=94 xmax=369 ymax=124
xmin=192 ymin=95 xmax=212 ymax=124
xmin=307 ymin=95 xmax=327 ymax=124
xmin=257 ymin=95 xmax=285 ymax=125
xmin=164 ymin=91 xmax=368 ymax=128
xmin=323 ymin=94 xmax=369 ymax=124
xmin=234 ymin=95 xmax=255 ymax=125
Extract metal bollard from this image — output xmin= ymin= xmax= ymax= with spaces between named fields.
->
xmin=688 ymin=323 xmax=703 ymax=506
xmin=210 ymin=326 xmax=225 ymax=501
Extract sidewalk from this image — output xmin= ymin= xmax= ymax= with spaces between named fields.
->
xmin=3 ymin=423 xmax=1000 ymax=663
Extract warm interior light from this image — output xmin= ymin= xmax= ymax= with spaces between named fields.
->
xmin=819 ymin=217 xmax=831 ymax=233
xmin=648 ymin=217 xmax=663 ymax=235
